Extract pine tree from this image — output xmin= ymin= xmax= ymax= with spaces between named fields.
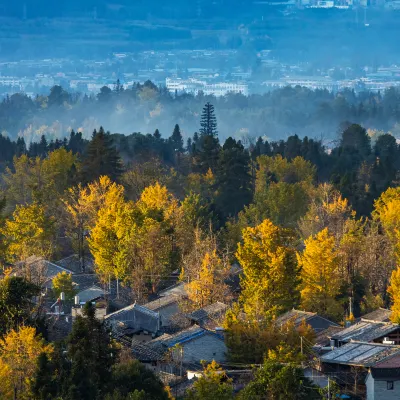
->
xmin=66 ymin=302 xmax=117 ymax=400
xmin=82 ymin=127 xmax=123 ymax=183
xmin=38 ymin=135 xmax=48 ymax=157
xmin=215 ymin=137 xmax=252 ymax=219
xmin=16 ymin=137 xmax=26 ymax=156
xmin=170 ymin=124 xmax=184 ymax=152
xmin=200 ymin=102 xmax=218 ymax=137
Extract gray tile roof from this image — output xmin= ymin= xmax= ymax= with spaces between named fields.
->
xmin=131 ymin=339 xmax=164 ymax=362
xmin=331 ymin=320 xmax=400 ymax=343
xmin=105 ymin=303 xmax=161 ymax=334
xmin=56 ymin=254 xmax=95 ymax=274
xmin=360 ymin=308 xmax=392 ymax=322
xmin=144 ymin=294 xmax=181 ymax=311
xmin=321 ymin=341 xmax=400 ymax=367
xmin=275 ymin=309 xmax=317 ymax=326
xmin=77 ymin=285 xmax=108 ymax=303
xmin=148 ymin=325 xmax=206 ymax=352
xmin=157 ymin=282 xmax=187 ymax=298
xmin=314 ymin=326 xmax=345 ymax=347
xmin=189 ymin=302 xmax=229 ymax=323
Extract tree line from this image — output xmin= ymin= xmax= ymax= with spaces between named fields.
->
xmin=3 ymin=82 xmax=400 ymax=145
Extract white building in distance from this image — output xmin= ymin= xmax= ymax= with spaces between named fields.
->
xmin=166 ymin=78 xmax=248 ymax=97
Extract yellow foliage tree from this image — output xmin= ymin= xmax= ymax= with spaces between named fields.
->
xmin=0 ymin=326 xmax=53 ymax=400
xmin=185 ymin=250 xmax=231 ymax=309
xmin=2 ymin=203 xmax=55 ymax=263
xmin=373 ymin=187 xmax=400 ymax=261
xmin=298 ymin=228 xmax=342 ymax=320
xmin=388 ymin=266 xmax=400 ymax=324
xmin=237 ymin=219 xmax=300 ymax=321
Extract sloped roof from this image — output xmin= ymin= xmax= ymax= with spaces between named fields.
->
xmin=275 ymin=309 xmax=316 ymax=326
xmin=144 ymin=294 xmax=180 ymax=311
xmin=321 ymin=341 xmax=400 ymax=367
xmin=104 ymin=303 xmax=160 ymax=334
xmin=149 ymin=325 xmax=212 ymax=352
xmin=331 ymin=320 xmax=400 ymax=343
xmin=131 ymin=339 xmax=164 ymax=362
xmin=360 ymin=308 xmax=392 ymax=323
xmin=157 ymin=282 xmax=187 ymax=298
xmin=56 ymin=254 xmax=94 ymax=274
xmin=72 ymin=274 xmax=101 ymax=292
xmin=77 ymin=285 xmax=107 ymax=303
xmin=314 ymin=326 xmax=345 ymax=347
xmin=189 ymin=302 xmax=229 ymax=323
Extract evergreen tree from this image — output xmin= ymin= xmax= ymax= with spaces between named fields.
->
xmin=200 ymin=102 xmax=218 ymax=137
xmin=68 ymin=130 xmax=86 ymax=154
xmin=65 ymin=302 xmax=117 ymax=400
xmin=193 ymin=134 xmax=220 ymax=174
xmin=16 ymin=137 xmax=26 ymax=156
xmin=82 ymin=127 xmax=123 ymax=183
xmin=170 ymin=124 xmax=184 ymax=152
xmin=38 ymin=135 xmax=48 ymax=157
xmin=215 ymin=137 xmax=252 ymax=219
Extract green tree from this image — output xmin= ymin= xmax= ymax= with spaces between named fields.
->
xmin=185 ymin=361 xmax=233 ymax=400
xmin=200 ymin=102 xmax=218 ymax=137
xmin=82 ymin=127 xmax=123 ymax=183
xmin=65 ymin=302 xmax=118 ymax=400
xmin=110 ymin=359 xmax=169 ymax=400
xmin=215 ymin=137 xmax=252 ymax=219
xmin=0 ymin=276 xmax=39 ymax=337
xmin=238 ymin=360 xmax=321 ymax=400
xmin=52 ymin=271 xmax=76 ymax=301
xmin=170 ymin=124 xmax=184 ymax=153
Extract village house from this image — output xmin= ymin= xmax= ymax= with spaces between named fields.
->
xmin=275 ymin=309 xmax=339 ymax=333
xmin=320 ymin=341 xmax=400 ymax=398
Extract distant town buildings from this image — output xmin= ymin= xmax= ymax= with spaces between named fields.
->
xmin=166 ymin=78 xmax=248 ymax=97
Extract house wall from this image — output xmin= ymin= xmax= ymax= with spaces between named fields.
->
xmin=182 ymin=334 xmax=227 ymax=364
xmin=366 ymin=374 xmax=400 ymax=400
xmin=366 ymin=373 xmax=375 ymax=400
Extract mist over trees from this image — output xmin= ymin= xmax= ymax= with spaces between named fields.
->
xmin=2 ymin=83 xmax=400 ymax=147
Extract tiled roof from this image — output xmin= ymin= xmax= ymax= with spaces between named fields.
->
xmin=157 ymin=282 xmax=187 ymax=298
xmin=148 ymin=325 xmax=206 ymax=352
xmin=144 ymin=294 xmax=181 ymax=311
xmin=314 ymin=326 xmax=345 ymax=347
xmin=189 ymin=302 xmax=229 ymax=323
xmin=373 ymin=353 xmax=400 ymax=369
xmin=275 ymin=309 xmax=316 ymax=326
xmin=56 ymin=254 xmax=95 ymax=274
xmin=360 ymin=308 xmax=392 ymax=323
xmin=77 ymin=285 xmax=108 ymax=303
xmin=72 ymin=274 xmax=101 ymax=291
xmin=104 ymin=303 xmax=160 ymax=334
xmin=331 ymin=320 xmax=400 ymax=343
xmin=131 ymin=338 xmax=164 ymax=362
xmin=321 ymin=341 xmax=400 ymax=367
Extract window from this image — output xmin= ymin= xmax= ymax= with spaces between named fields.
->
xmin=387 ymin=381 xmax=394 ymax=390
